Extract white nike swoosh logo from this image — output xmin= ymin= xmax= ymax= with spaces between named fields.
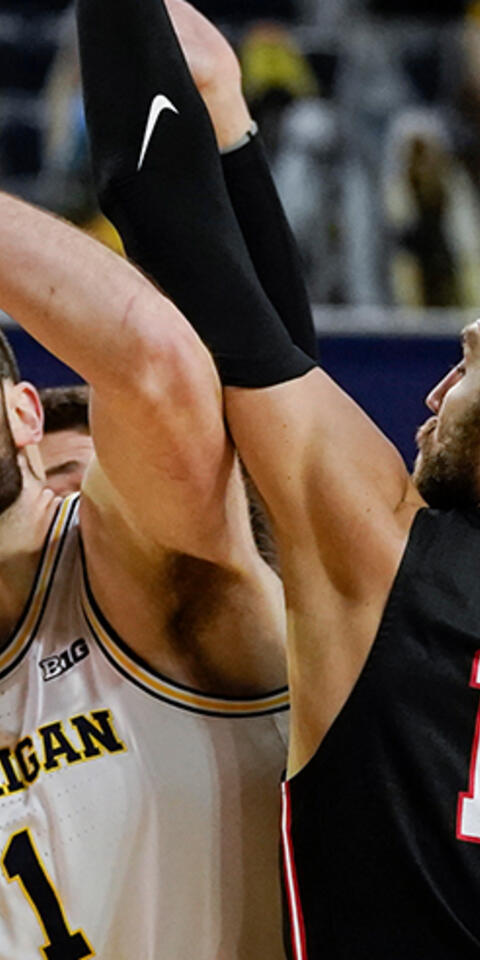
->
xmin=137 ymin=94 xmax=179 ymax=171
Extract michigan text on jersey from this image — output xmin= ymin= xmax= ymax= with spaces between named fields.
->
xmin=0 ymin=709 xmax=126 ymax=795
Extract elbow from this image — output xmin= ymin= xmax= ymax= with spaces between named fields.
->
xmin=121 ymin=295 xmax=219 ymax=420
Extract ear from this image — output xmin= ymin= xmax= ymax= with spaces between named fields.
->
xmin=5 ymin=382 xmax=44 ymax=449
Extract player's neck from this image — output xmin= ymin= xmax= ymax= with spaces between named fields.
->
xmin=0 ymin=475 xmax=59 ymax=650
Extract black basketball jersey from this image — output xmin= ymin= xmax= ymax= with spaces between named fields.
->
xmin=282 ymin=507 xmax=480 ymax=959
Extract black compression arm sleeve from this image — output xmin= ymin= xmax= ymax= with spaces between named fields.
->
xmin=221 ymin=134 xmax=317 ymax=362
xmin=76 ymin=0 xmax=315 ymax=388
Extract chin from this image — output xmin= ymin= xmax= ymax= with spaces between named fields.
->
xmin=415 ymin=416 xmax=437 ymax=449
xmin=413 ymin=421 xmax=437 ymax=487
xmin=413 ymin=445 xmax=479 ymax=511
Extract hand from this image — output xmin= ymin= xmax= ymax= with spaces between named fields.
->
xmin=165 ymin=0 xmax=252 ymax=149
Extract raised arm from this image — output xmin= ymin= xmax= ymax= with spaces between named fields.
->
xmin=76 ymin=0 xmax=424 ymax=759
xmin=76 ymin=0 xmax=313 ymax=388
xmin=0 ymin=192 xmax=230 ymax=558
xmin=76 ymin=0 xmax=418 ymax=543
xmin=162 ymin=0 xmax=317 ymax=360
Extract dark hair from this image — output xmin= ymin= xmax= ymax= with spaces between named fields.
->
xmin=39 ymin=384 xmax=90 ymax=434
xmin=0 ymin=329 xmax=20 ymax=383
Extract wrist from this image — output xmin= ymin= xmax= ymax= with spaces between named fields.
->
xmin=221 ymin=121 xmax=258 ymax=155
xmin=202 ymin=85 xmax=253 ymax=151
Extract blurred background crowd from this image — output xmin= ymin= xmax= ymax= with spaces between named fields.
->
xmin=0 ymin=0 xmax=479 ymax=317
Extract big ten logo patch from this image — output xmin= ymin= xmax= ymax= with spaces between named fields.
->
xmin=39 ymin=638 xmax=90 ymax=682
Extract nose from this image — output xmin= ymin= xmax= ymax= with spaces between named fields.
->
xmin=425 ymin=364 xmax=463 ymax=413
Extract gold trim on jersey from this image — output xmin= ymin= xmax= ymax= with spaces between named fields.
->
xmin=81 ymin=575 xmax=289 ymax=718
xmin=0 ymin=495 xmax=78 ymax=678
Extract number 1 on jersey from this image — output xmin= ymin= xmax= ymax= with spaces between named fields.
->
xmin=458 ymin=651 xmax=480 ymax=843
xmin=1 ymin=829 xmax=94 ymax=959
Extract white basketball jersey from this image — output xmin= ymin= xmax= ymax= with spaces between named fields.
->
xmin=0 ymin=495 xmax=289 ymax=960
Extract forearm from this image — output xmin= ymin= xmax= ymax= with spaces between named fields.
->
xmin=0 ymin=192 xmax=190 ymax=393
xmin=77 ymin=0 xmax=313 ymax=388
xmin=197 ymin=67 xmax=316 ymax=362
xmin=221 ymin=129 xmax=317 ymax=361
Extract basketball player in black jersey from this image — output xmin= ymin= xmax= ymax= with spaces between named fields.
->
xmin=76 ymin=1 xmax=480 ymax=956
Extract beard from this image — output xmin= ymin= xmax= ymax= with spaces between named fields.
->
xmin=413 ymin=398 xmax=480 ymax=509
xmin=0 ymin=386 xmax=22 ymax=516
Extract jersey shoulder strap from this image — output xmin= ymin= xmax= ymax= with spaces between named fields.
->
xmin=0 ymin=494 xmax=80 ymax=678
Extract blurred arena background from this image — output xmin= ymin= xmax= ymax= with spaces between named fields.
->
xmin=0 ymin=0 xmax=477 ymax=465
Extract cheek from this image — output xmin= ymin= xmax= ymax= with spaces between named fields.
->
xmin=436 ymin=385 xmax=470 ymax=440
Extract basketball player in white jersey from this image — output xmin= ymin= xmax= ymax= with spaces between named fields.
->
xmin=0 ymin=191 xmax=290 ymax=959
